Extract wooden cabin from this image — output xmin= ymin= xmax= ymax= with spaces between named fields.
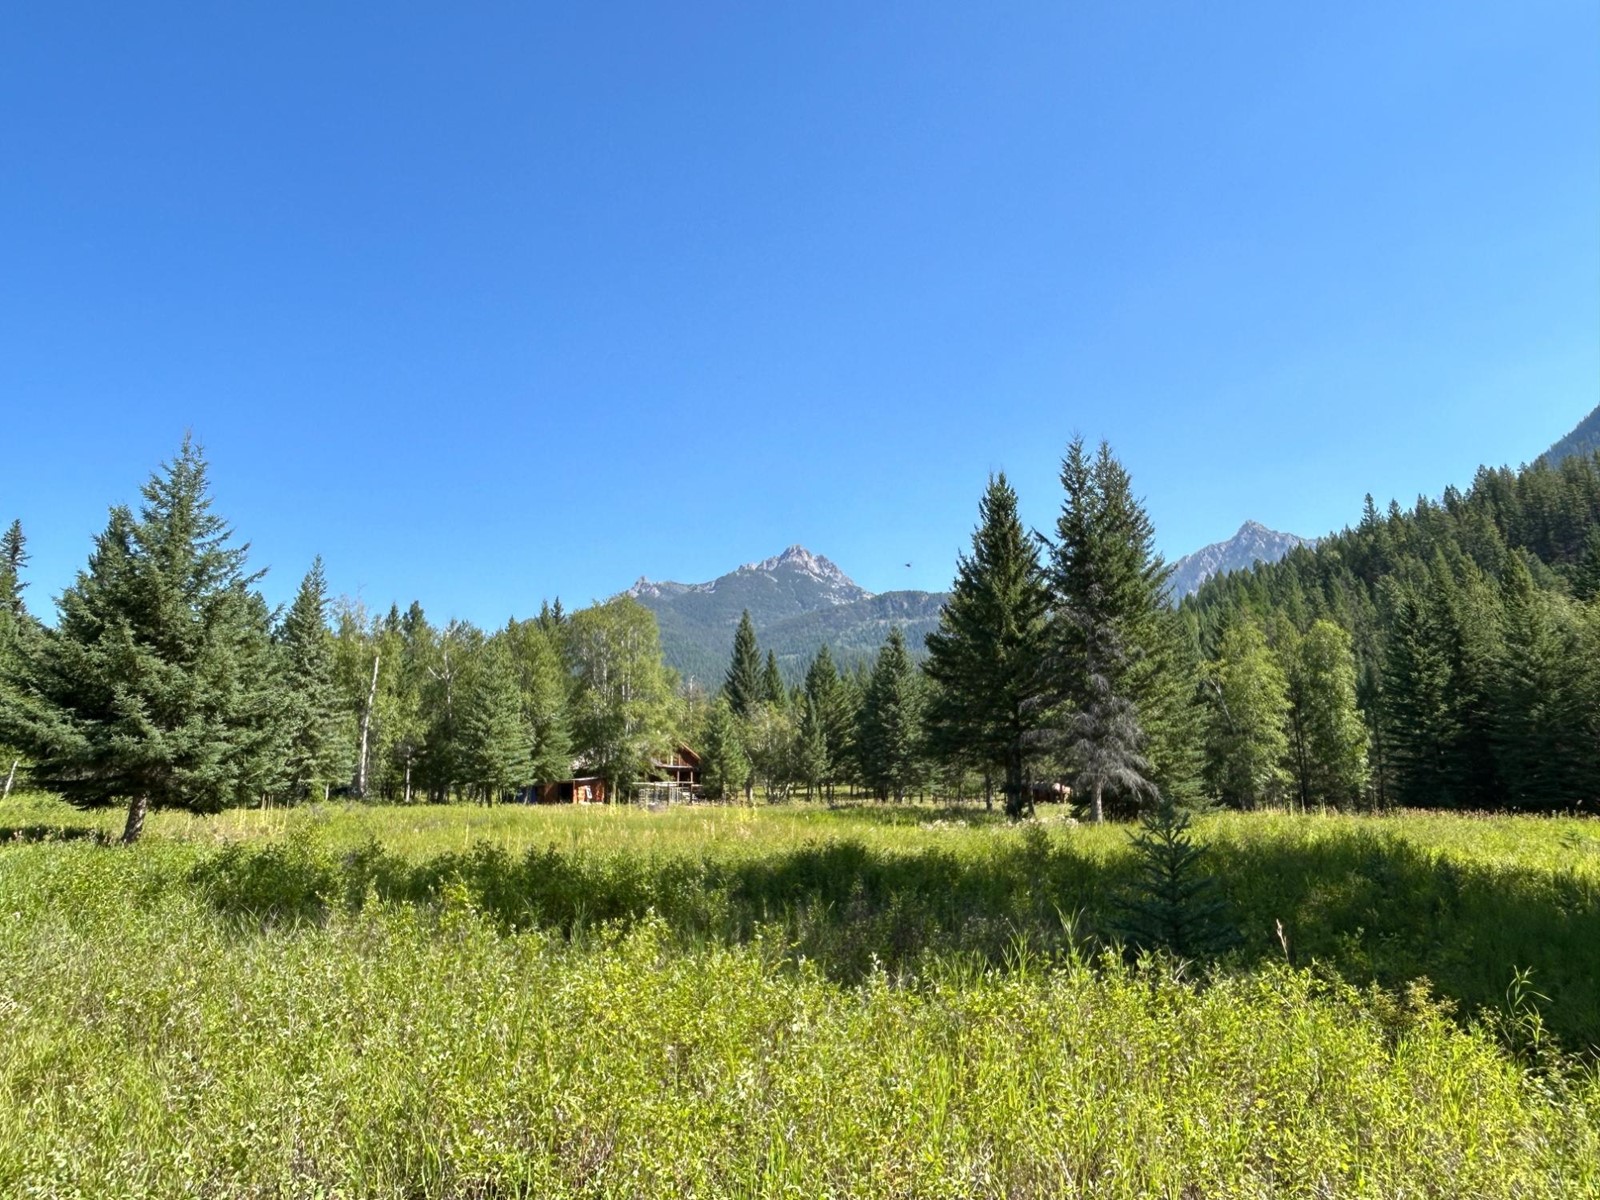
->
xmin=648 ymin=745 xmax=702 ymax=790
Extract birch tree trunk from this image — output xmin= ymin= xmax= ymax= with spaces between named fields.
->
xmin=355 ymin=652 xmax=380 ymax=798
xmin=2 ymin=758 xmax=17 ymax=801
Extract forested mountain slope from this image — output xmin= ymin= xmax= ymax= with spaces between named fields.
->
xmin=1544 ymin=404 xmax=1600 ymax=466
xmin=1185 ymin=446 xmax=1600 ymax=811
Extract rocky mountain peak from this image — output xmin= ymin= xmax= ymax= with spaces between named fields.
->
xmin=1168 ymin=522 xmax=1312 ymax=599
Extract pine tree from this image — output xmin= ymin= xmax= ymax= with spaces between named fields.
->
xmin=0 ymin=520 xmax=28 ymax=616
xmin=1118 ymin=795 xmax=1236 ymax=961
xmin=1284 ymin=619 xmax=1369 ymax=810
xmin=1202 ymin=615 xmax=1290 ymax=809
xmin=0 ymin=439 xmax=284 ymax=842
xmin=698 ymin=695 xmax=750 ymax=801
xmin=857 ymin=627 xmax=925 ymax=802
xmin=503 ymin=618 xmax=573 ymax=786
xmin=803 ymin=645 xmax=852 ymax=799
xmin=1047 ymin=439 xmax=1175 ymax=820
xmin=725 ymin=610 xmax=763 ymax=718
xmin=795 ymin=691 xmax=831 ymax=799
xmin=458 ymin=637 xmax=533 ymax=802
xmin=923 ymin=473 xmax=1050 ymax=818
xmin=1492 ymin=558 xmax=1600 ymax=809
xmin=276 ymin=557 xmax=348 ymax=802
xmin=761 ymin=650 xmax=786 ymax=709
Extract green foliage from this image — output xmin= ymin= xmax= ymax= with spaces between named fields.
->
xmin=857 ymin=627 xmax=925 ymax=801
xmin=1048 ymin=439 xmax=1196 ymax=819
xmin=760 ymin=649 xmax=785 ymax=708
xmin=456 ymin=637 xmax=532 ymax=799
xmin=924 ymin=472 xmax=1050 ymax=817
xmin=276 ymin=556 xmax=348 ymax=800
xmin=1 ymin=800 xmax=1598 ymax=1195
xmin=501 ymin=617 xmax=573 ymax=785
xmin=0 ymin=439 xmax=285 ymax=838
xmin=724 ymin=610 xmax=763 ymax=718
xmin=563 ymin=596 xmax=675 ymax=794
xmin=1283 ymin=618 xmax=1370 ymax=809
xmin=1202 ymin=615 xmax=1290 ymax=809
xmin=697 ymin=696 xmax=750 ymax=801
xmin=1118 ymin=795 xmax=1237 ymax=961
xmin=1190 ymin=449 xmax=1600 ymax=813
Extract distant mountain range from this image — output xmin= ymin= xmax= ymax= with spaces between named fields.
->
xmin=1544 ymin=404 xmax=1600 ymax=466
xmin=625 ymin=408 xmax=1597 ymax=684
xmin=626 ymin=546 xmax=947 ymax=686
xmin=1166 ymin=521 xmax=1313 ymax=599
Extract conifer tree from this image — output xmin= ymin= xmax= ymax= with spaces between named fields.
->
xmin=857 ymin=627 xmax=925 ymax=802
xmin=0 ymin=439 xmax=284 ymax=841
xmin=0 ymin=520 xmax=28 ymax=616
xmin=1118 ymin=795 xmax=1235 ymax=961
xmin=924 ymin=473 xmax=1050 ymax=818
xmin=796 ymin=691 xmax=831 ymax=799
xmin=503 ymin=618 xmax=573 ymax=786
xmin=803 ymin=645 xmax=852 ymax=798
xmin=458 ymin=637 xmax=533 ymax=802
xmin=1047 ymin=439 xmax=1176 ymax=820
xmin=1492 ymin=558 xmax=1600 ymax=809
xmin=761 ymin=650 xmax=786 ymax=709
xmin=276 ymin=557 xmax=348 ymax=802
xmin=698 ymin=695 xmax=750 ymax=801
xmin=724 ymin=610 xmax=763 ymax=718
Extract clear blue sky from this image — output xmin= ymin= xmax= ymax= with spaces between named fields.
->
xmin=4 ymin=2 xmax=1597 ymax=626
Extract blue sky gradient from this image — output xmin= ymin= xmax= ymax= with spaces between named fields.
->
xmin=3 ymin=2 xmax=1597 ymax=625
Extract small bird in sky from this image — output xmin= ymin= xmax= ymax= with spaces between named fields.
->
xmin=904 ymin=562 xmax=912 ymax=568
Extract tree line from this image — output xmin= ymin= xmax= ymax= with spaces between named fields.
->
xmin=1184 ymin=450 xmax=1600 ymax=813
xmin=4 ymin=435 xmax=1596 ymax=842
xmin=695 ymin=438 xmax=1371 ymax=820
xmin=0 ymin=440 xmax=684 ymax=841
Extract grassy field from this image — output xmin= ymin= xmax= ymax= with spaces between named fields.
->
xmin=2 ymin=792 xmax=1598 ymax=1197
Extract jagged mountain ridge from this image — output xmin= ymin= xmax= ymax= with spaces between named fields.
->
xmin=1167 ymin=521 xmax=1313 ymax=599
xmin=625 ymin=546 xmax=947 ymax=685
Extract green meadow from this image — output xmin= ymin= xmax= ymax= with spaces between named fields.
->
xmin=2 ymin=793 xmax=1597 ymax=1197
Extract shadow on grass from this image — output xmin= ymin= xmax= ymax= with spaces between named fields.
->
xmin=186 ymin=825 xmax=1600 ymax=1050
xmin=1 ymin=824 xmax=109 ymax=846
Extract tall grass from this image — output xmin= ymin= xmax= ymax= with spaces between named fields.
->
xmin=2 ymin=841 xmax=1596 ymax=1198
xmin=2 ymin=793 xmax=1598 ymax=1195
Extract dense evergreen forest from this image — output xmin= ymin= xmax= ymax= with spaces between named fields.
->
xmin=3 ymin=434 xmax=1598 ymax=842
xmin=1184 ymin=449 xmax=1600 ymax=812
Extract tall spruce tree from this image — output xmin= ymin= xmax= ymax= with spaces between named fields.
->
xmin=276 ymin=557 xmax=347 ymax=802
xmin=698 ymin=695 xmax=750 ymax=801
xmin=795 ymin=690 xmax=831 ymax=799
xmin=458 ymin=637 xmax=533 ymax=802
xmin=1492 ymin=557 xmax=1600 ymax=809
xmin=1047 ymin=439 xmax=1175 ymax=821
xmin=857 ymin=627 xmax=925 ymax=802
xmin=503 ymin=617 xmax=573 ymax=786
xmin=761 ymin=650 xmax=786 ymax=708
xmin=0 ymin=520 xmax=28 ymax=617
xmin=803 ymin=645 xmax=853 ymax=800
xmin=923 ymin=473 xmax=1050 ymax=818
xmin=0 ymin=440 xmax=284 ymax=842
xmin=725 ymin=610 xmax=763 ymax=718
